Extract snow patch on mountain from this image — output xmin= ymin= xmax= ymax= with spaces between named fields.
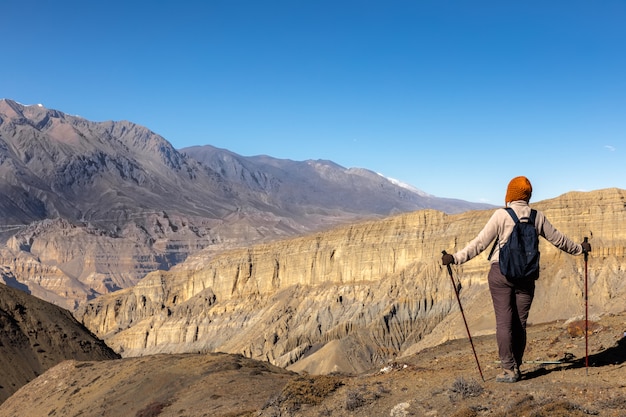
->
xmin=379 ymin=173 xmax=432 ymax=197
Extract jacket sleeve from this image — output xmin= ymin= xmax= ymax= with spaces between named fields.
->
xmin=453 ymin=210 xmax=501 ymax=264
xmin=536 ymin=212 xmax=584 ymax=255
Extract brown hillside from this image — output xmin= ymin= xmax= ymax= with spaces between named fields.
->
xmin=0 ymin=283 xmax=120 ymax=403
xmin=1 ymin=311 xmax=624 ymax=416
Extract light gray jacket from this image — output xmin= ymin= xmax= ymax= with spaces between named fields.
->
xmin=453 ymin=200 xmax=583 ymax=265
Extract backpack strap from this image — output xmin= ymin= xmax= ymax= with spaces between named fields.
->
xmin=504 ymin=207 xmax=519 ymax=223
xmin=487 ymin=208 xmax=519 ymax=260
xmin=487 ymin=236 xmax=498 ymax=261
xmin=487 ymin=208 xmax=538 ymax=260
xmin=528 ymin=208 xmax=537 ymax=226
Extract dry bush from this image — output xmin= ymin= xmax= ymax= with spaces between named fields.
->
xmin=282 ymin=375 xmax=344 ymax=406
xmin=262 ymin=375 xmax=344 ymax=414
xmin=345 ymin=388 xmax=367 ymax=411
xmin=344 ymin=382 xmax=393 ymax=412
xmin=448 ymin=377 xmax=484 ymax=400
xmin=597 ymin=395 xmax=626 ymax=411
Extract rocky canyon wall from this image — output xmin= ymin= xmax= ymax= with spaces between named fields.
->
xmin=78 ymin=189 xmax=626 ymax=374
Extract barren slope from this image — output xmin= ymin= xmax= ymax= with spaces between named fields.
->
xmin=0 ymin=284 xmax=119 ymax=403
xmin=2 ymin=312 xmax=624 ymax=416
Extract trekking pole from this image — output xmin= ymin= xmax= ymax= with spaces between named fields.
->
xmin=442 ymin=250 xmax=485 ymax=382
xmin=583 ymin=236 xmax=589 ymax=376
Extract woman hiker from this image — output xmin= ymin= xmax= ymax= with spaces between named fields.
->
xmin=441 ymin=176 xmax=591 ymax=383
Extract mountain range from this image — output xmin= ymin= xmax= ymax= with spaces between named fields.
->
xmin=0 ymin=98 xmax=491 ymax=309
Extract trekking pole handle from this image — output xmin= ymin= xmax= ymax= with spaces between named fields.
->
xmin=442 ymin=250 xmax=453 ymax=275
xmin=583 ymin=237 xmax=589 ymax=262
xmin=442 ymin=250 xmax=462 ymax=293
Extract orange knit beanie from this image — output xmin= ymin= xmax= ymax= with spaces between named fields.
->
xmin=505 ymin=176 xmax=532 ymax=204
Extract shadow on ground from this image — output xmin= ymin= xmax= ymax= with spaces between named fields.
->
xmin=523 ymin=336 xmax=626 ymax=381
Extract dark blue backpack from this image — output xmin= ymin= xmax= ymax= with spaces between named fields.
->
xmin=489 ymin=208 xmax=540 ymax=281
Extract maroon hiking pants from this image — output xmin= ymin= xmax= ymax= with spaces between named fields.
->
xmin=488 ymin=263 xmax=535 ymax=371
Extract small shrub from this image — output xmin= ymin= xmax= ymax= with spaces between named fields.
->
xmin=448 ymin=377 xmax=484 ymax=400
xmin=261 ymin=375 xmax=344 ymax=414
xmin=345 ymin=389 xmax=366 ymax=411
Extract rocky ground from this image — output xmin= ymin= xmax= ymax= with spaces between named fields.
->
xmin=1 ymin=311 xmax=624 ymax=417
xmin=259 ymin=311 xmax=626 ymax=417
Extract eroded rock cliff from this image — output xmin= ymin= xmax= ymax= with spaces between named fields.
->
xmin=78 ymin=189 xmax=626 ymax=374
xmin=0 ymin=214 xmax=222 ymax=310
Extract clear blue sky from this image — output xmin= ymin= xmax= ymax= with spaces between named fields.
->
xmin=2 ymin=1 xmax=624 ymax=204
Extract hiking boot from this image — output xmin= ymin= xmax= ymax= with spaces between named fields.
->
xmin=495 ymin=368 xmax=519 ymax=383
xmin=514 ymin=365 xmax=522 ymax=380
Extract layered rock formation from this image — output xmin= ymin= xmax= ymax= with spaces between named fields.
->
xmin=0 ymin=214 xmax=226 ymax=310
xmin=78 ymin=188 xmax=626 ymax=374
